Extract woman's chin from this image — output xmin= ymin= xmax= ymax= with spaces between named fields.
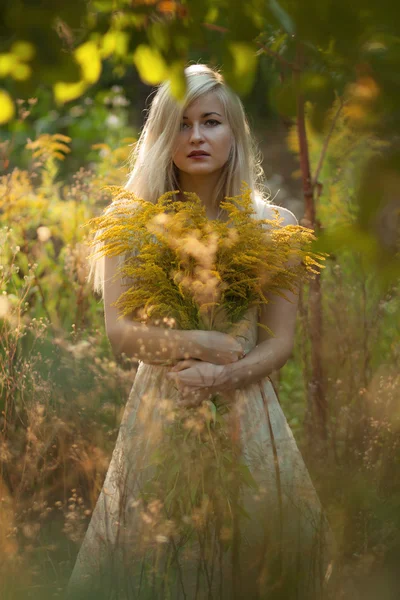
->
xmin=180 ymin=163 xmax=220 ymax=176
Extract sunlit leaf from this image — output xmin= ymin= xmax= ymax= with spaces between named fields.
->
xmin=0 ymin=89 xmax=15 ymax=124
xmin=133 ymin=45 xmax=168 ymax=85
xmin=10 ymin=41 xmax=35 ymax=61
xmin=53 ymin=80 xmax=88 ymax=104
xmin=0 ymin=54 xmax=16 ymax=77
xmin=75 ymin=40 xmax=102 ymax=84
xmin=204 ymin=6 xmax=219 ymax=23
xmin=226 ymin=42 xmax=258 ymax=95
xmin=300 ymin=72 xmax=335 ymax=131
xmin=148 ymin=22 xmax=171 ymax=53
xmin=13 ymin=63 xmax=31 ymax=81
xmin=100 ymin=31 xmax=129 ymax=58
xmin=168 ymin=61 xmax=186 ymax=101
xmin=270 ymin=78 xmax=297 ymax=117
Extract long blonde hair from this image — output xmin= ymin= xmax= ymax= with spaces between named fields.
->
xmin=89 ymin=64 xmax=267 ymax=296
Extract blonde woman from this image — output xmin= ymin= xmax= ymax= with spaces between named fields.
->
xmin=67 ymin=65 xmax=334 ymax=599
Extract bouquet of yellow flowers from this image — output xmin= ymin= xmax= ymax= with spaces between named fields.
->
xmin=85 ymin=184 xmax=326 ymax=591
xmin=87 ymin=184 xmax=324 ymax=335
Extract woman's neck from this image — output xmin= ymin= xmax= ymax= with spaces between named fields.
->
xmin=178 ymin=172 xmax=222 ymax=217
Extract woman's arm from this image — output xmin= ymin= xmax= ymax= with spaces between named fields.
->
xmin=167 ymin=206 xmax=300 ymax=397
xmin=104 ymin=255 xmax=186 ymax=362
xmin=167 ymin=283 xmax=298 ymax=398
xmin=221 ymin=205 xmax=300 ymax=388
xmin=104 ymin=255 xmax=243 ymax=364
xmin=221 ymin=284 xmax=298 ymax=389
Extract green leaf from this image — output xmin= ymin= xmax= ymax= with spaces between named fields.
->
xmin=226 ymin=42 xmax=258 ymax=96
xmin=236 ymin=502 xmax=252 ymax=520
xmin=53 ymin=81 xmax=88 ymax=104
xmin=300 ymin=72 xmax=335 ymax=131
xmin=168 ymin=61 xmax=186 ymax=101
xmin=133 ymin=45 xmax=168 ymax=85
xmin=165 ymin=487 xmax=177 ymax=511
xmin=270 ymin=77 xmax=297 ymax=117
xmin=100 ymin=30 xmax=129 ymax=58
xmin=204 ymin=6 xmax=219 ymax=23
xmin=209 ymin=401 xmax=217 ymax=425
xmin=148 ymin=22 xmax=171 ymax=54
xmin=268 ymin=0 xmax=295 ymax=35
xmin=0 ymin=89 xmax=15 ymax=124
xmin=75 ymin=40 xmax=102 ymax=84
xmin=11 ymin=41 xmax=35 ymax=61
xmin=148 ymin=448 xmax=164 ymax=466
xmin=238 ymin=463 xmax=258 ymax=490
xmin=190 ymin=480 xmax=200 ymax=503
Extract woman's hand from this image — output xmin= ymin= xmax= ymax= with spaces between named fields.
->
xmin=190 ymin=330 xmax=245 ymax=365
xmin=166 ymin=359 xmax=228 ymax=408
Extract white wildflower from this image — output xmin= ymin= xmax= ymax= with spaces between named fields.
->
xmin=37 ymin=226 xmax=51 ymax=243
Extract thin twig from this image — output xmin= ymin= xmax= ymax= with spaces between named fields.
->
xmin=33 ymin=273 xmax=53 ymax=326
xmin=312 ymin=99 xmax=345 ymax=187
xmin=294 ymin=42 xmax=314 ymax=225
xmin=256 ymin=41 xmax=299 ymax=71
xmin=202 ymin=22 xmax=298 ymax=72
xmin=202 ymin=22 xmax=228 ymax=34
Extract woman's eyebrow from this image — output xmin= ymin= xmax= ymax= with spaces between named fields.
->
xmin=182 ymin=112 xmax=223 ymax=119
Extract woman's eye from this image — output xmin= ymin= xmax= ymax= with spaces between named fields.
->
xmin=179 ymin=119 xmax=220 ymax=130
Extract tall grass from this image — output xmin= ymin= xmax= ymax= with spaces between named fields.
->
xmin=0 ymin=127 xmax=399 ymax=598
xmin=0 ymin=136 xmax=136 ymax=598
xmin=280 ymin=113 xmax=400 ymax=598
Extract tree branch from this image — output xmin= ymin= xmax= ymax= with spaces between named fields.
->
xmin=294 ymin=43 xmax=314 ymax=226
xmin=202 ymin=22 xmax=228 ymax=34
xmin=256 ymin=42 xmax=298 ymax=72
xmin=202 ymin=23 xmax=298 ymax=72
xmin=312 ymin=98 xmax=345 ymax=187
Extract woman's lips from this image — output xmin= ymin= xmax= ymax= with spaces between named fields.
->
xmin=188 ymin=153 xmax=210 ymax=159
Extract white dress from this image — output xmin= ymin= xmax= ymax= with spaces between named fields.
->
xmin=66 ymin=198 xmax=334 ymax=599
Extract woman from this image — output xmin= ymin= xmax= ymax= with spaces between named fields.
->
xmin=67 ymin=64 xmax=334 ymax=599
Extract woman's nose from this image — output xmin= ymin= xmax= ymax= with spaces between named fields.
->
xmin=189 ymin=123 xmax=204 ymax=143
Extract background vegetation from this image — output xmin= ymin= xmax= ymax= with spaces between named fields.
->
xmin=1 ymin=1 xmax=400 ymax=598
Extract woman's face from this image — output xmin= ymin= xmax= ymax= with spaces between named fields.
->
xmin=172 ymin=92 xmax=233 ymax=178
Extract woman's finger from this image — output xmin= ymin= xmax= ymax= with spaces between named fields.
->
xmin=169 ymin=360 xmax=194 ymax=373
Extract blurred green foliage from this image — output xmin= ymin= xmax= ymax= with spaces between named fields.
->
xmin=0 ymin=135 xmax=139 ymax=598
xmin=1 ymin=0 xmax=399 ymax=279
xmin=0 ymin=0 xmax=399 ymax=129
xmin=1 ymin=1 xmax=400 ymax=597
